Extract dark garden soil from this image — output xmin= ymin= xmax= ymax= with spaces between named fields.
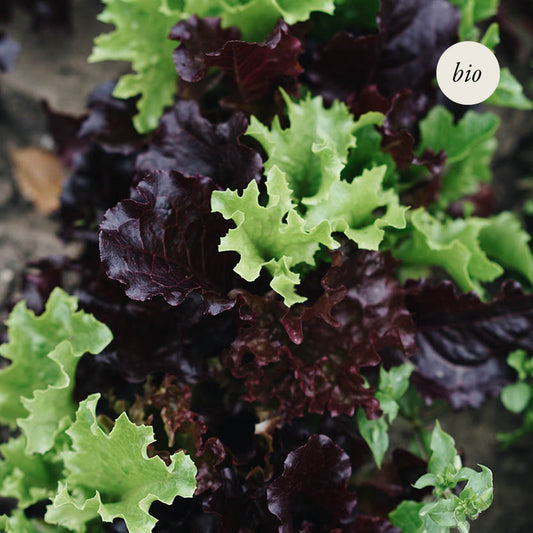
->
xmin=1 ymin=1 xmax=533 ymax=531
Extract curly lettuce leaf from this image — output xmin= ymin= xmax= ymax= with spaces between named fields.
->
xmin=212 ymin=166 xmax=336 ymax=305
xmin=210 ymin=0 xmax=335 ymax=40
xmin=0 ymin=435 xmax=63 ymax=508
xmin=393 ymin=209 xmax=502 ymax=294
xmin=487 ymin=68 xmax=533 ymax=110
xmin=247 ymin=92 xmax=373 ymax=205
xmin=45 ymin=394 xmax=197 ymax=533
xmin=396 ymin=210 xmax=533 ymax=296
xmin=0 ymin=288 xmax=112 ymax=446
xmin=90 ymin=0 xmax=181 ymax=133
xmin=449 ymin=0 xmax=498 ymax=40
xmin=214 ymin=94 xmax=404 ymax=304
xmin=479 ymin=212 xmax=533 ymax=285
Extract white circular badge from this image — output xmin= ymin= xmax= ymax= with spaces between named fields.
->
xmin=436 ymin=41 xmax=500 ymax=105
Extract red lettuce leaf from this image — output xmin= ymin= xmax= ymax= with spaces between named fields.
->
xmin=224 ymin=247 xmax=416 ymax=420
xmin=353 ymin=516 xmax=400 ymax=533
xmin=377 ymin=0 xmax=459 ymax=95
xmin=404 ymin=280 xmax=533 ymax=408
xmin=60 ymin=146 xmax=136 ymax=243
xmin=267 ymin=434 xmax=357 ymax=533
xmin=203 ymin=20 xmax=303 ymax=106
xmin=100 ymin=170 xmax=237 ymax=314
xmin=44 ymin=82 xmax=143 ymax=242
xmin=171 ymin=15 xmax=240 ymax=83
xmin=135 ymin=100 xmax=262 ymax=190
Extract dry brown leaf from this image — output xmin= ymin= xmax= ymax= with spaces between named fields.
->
xmin=9 ymin=146 xmax=65 ymax=214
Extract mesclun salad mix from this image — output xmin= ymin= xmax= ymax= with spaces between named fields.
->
xmin=1 ymin=0 xmax=533 ymax=531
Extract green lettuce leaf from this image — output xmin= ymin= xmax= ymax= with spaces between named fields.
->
xmin=487 ymin=68 xmax=533 ymax=110
xmin=0 ymin=287 xmax=112 ymax=449
xmin=418 ymin=106 xmax=499 ymax=205
xmin=45 ymin=394 xmax=197 ymax=533
xmin=393 ymin=209 xmax=502 ymax=294
xmin=305 ymin=165 xmax=407 ymax=250
xmin=478 ymin=212 xmax=533 ymax=285
xmin=214 ymin=94 xmax=403 ymax=305
xmin=90 ymin=0 xmax=181 ymax=133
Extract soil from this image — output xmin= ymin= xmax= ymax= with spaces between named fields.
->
xmin=1 ymin=1 xmax=532 ymax=531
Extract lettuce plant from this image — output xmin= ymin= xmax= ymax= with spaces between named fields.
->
xmin=3 ymin=0 xmax=533 ymax=531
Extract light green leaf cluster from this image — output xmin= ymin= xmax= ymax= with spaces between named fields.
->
xmin=45 ymin=394 xmax=197 ymax=533
xmin=498 ymin=350 xmax=533 ymax=445
xmin=390 ymin=422 xmax=493 ymax=533
xmin=212 ymin=93 xmax=406 ymax=305
xmin=418 ymin=106 xmax=499 ymax=206
xmin=0 ymin=288 xmax=112 ymax=452
xmin=90 ymin=0 xmax=336 ymax=133
xmin=357 ymin=364 xmax=414 ymax=468
xmin=0 ymin=290 xmax=197 ymax=532
xmin=393 ymin=210 xmax=533 ymax=296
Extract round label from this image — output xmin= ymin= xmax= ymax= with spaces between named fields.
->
xmin=436 ymin=41 xmax=500 ymax=105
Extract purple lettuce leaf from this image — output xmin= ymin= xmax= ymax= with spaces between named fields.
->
xmin=100 ymin=170 xmax=238 ymax=314
xmin=45 ymin=82 xmax=143 ymax=242
xmin=404 ymin=279 xmax=533 ymax=408
xmin=307 ymin=0 xmax=459 ymax=125
xmin=135 ymin=100 xmax=262 ymax=190
xmin=224 ymin=246 xmax=416 ymax=421
xmin=267 ymin=434 xmax=357 ymax=533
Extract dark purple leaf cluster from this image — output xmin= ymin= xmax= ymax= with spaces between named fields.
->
xmin=1 ymin=0 xmax=71 ymax=30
